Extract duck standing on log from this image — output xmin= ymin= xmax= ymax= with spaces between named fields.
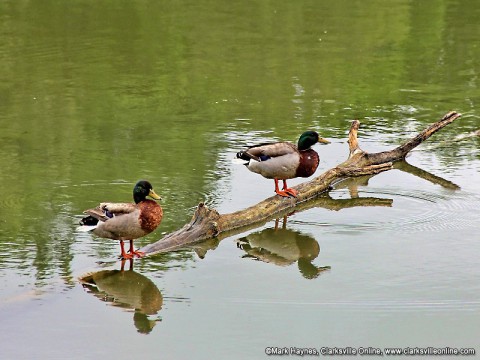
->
xmin=77 ymin=180 xmax=163 ymax=259
xmin=234 ymin=131 xmax=330 ymax=197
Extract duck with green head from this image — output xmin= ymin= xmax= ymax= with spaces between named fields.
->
xmin=234 ymin=131 xmax=329 ymax=197
xmin=77 ymin=180 xmax=163 ymax=259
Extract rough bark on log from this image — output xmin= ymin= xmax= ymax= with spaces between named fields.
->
xmin=140 ymin=111 xmax=461 ymax=256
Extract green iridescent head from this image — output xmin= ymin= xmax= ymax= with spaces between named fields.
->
xmin=133 ymin=180 xmax=161 ymax=204
xmin=297 ymin=131 xmax=330 ymax=150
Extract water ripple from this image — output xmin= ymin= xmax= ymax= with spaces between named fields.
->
xmin=227 ymin=298 xmax=480 ymax=312
xmin=364 ymin=188 xmax=478 ymax=232
xmin=294 ymin=187 xmax=479 ymax=233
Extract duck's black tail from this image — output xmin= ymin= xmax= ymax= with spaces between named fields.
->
xmin=236 ymin=151 xmax=251 ymax=161
xmin=236 ymin=151 xmax=263 ymax=162
xmin=79 ymin=215 xmax=99 ymax=226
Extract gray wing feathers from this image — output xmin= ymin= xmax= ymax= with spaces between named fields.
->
xmin=246 ymin=142 xmax=297 ymax=158
xmin=84 ymin=207 xmax=110 ymax=222
xmin=99 ymin=202 xmax=137 ymax=214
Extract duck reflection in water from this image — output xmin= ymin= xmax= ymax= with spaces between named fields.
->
xmin=79 ymin=259 xmax=162 ymax=334
xmin=236 ymin=216 xmax=330 ymax=279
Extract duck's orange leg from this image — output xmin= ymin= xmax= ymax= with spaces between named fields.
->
xmin=274 ymin=179 xmax=292 ymax=197
xmin=119 ymin=240 xmax=134 ymax=260
xmin=282 ymin=180 xmax=298 ymax=197
xmin=128 ymin=240 xmax=145 ymax=258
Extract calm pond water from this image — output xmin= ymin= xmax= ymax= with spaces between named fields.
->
xmin=1 ymin=1 xmax=479 ymax=359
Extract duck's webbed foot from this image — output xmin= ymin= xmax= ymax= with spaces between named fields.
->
xmin=129 ymin=249 xmax=145 ymax=258
xmin=274 ymin=179 xmax=297 ymax=198
xmin=283 ymin=188 xmax=298 ymax=197
xmin=281 ymin=180 xmax=298 ymax=197
xmin=128 ymin=240 xmax=145 ymax=258
xmin=119 ymin=240 xmax=134 ymax=260
xmin=275 ymin=189 xmax=293 ymax=197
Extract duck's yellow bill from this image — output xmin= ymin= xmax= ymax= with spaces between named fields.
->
xmin=149 ymin=189 xmax=162 ymax=200
xmin=318 ymin=137 xmax=330 ymax=144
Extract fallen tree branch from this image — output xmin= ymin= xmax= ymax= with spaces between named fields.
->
xmin=140 ymin=111 xmax=461 ymax=256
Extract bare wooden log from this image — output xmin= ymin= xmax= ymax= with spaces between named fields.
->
xmin=140 ymin=111 xmax=461 ymax=256
xmin=366 ymin=111 xmax=461 ymax=164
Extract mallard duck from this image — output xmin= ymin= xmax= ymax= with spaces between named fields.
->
xmin=234 ymin=131 xmax=329 ymax=197
xmin=77 ymin=180 xmax=163 ymax=259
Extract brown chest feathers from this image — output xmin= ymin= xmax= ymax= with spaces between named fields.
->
xmin=295 ymin=149 xmax=319 ymax=178
xmin=138 ymin=200 xmax=163 ymax=234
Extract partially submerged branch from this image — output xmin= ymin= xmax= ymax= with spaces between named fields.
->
xmin=140 ymin=111 xmax=461 ymax=256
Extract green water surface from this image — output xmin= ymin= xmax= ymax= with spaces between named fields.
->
xmin=1 ymin=1 xmax=479 ymax=359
